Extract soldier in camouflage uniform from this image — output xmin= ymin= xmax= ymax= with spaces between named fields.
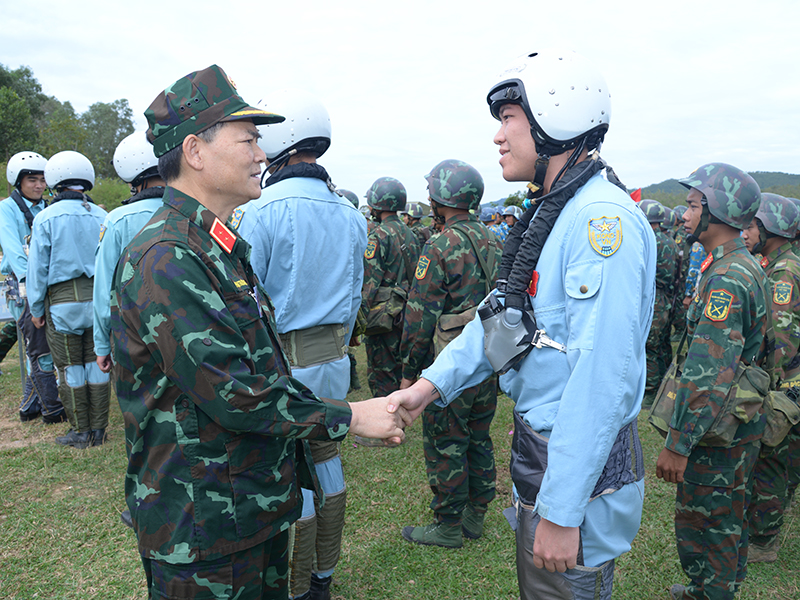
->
xmin=656 ymin=163 xmax=768 ymax=600
xmin=338 ymin=189 xmax=364 ymax=393
xmin=671 ymin=205 xmax=693 ymax=341
xmin=361 ymin=177 xmax=420 ymax=400
xmin=401 ymin=202 xmax=432 ymax=250
xmin=638 ymin=199 xmax=678 ymax=409
xmin=399 ymin=160 xmax=501 ymax=549
xmin=741 ymin=193 xmax=800 ymax=563
xmin=112 ymin=65 xmax=406 ymax=600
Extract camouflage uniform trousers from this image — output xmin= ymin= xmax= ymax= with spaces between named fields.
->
xmin=422 ymin=376 xmax=497 ymax=524
xmin=748 ymin=421 xmax=800 ymax=546
xmin=364 ymin=325 xmax=402 ymax=398
xmin=643 ymin=292 xmax=672 ymax=408
xmin=142 ymin=530 xmax=289 ymax=600
xmin=0 ymin=319 xmax=17 ymax=364
xmin=675 ymin=435 xmax=761 ymax=600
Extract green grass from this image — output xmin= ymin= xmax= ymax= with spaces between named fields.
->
xmin=0 ymin=344 xmax=798 ymax=599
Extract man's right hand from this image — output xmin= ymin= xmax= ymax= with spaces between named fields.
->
xmin=386 ymin=378 xmax=439 ymax=423
xmin=96 ymin=355 xmax=113 ymax=373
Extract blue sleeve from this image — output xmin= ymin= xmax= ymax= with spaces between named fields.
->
xmin=26 ymin=215 xmax=51 ymax=319
xmin=93 ymin=218 xmax=122 ymax=356
xmin=0 ymin=202 xmax=29 ymax=280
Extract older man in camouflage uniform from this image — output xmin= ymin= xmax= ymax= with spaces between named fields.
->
xmin=399 ymin=160 xmax=501 ymax=548
xmin=656 ymin=163 xmax=768 ymax=600
xmin=638 ymin=199 xmax=678 ymax=409
xmin=361 ymin=177 xmax=420 ymax=400
xmin=111 ymin=65 xmax=406 ymax=600
xmin=742 ymin=193 xmax=800 ymax=563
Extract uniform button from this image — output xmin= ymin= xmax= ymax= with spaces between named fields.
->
xmin=182 ymin=400 xmax=189 ymax=408
xmin=580 ymin=285 xmax=588 ymax=294
xmin=203 ymin=338 xmax=212 ymax=346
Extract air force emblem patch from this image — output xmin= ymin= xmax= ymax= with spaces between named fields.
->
xmin=230 ymin=207 xmax=244 ymax=230
xmin=705 ymin=289 xmax=734 ymax=321
xmin=774 ymin=281 xmax=793 ymax=305
xmin=415 ymin=256 xmax=430 ymax=280
xmin=365 ymin=240 xmax=377 ymax=259
xmin=588 ymin=217 xmax=622 ymax=257
xmin=98 ymin=224 xmax=106 ymax=243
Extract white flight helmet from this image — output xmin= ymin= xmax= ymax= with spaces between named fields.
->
xmin=7 ymin=151 xmax=47 ymax=187
xmin=113 ymin=131 xmax=159 ymax=185
xmin=255 ymin=89 xmax=331 ymax=163
xmin=45 ymin=151 xmax=95 ymax=191
xmin=487 ymin=48 xmax=611 ymax=156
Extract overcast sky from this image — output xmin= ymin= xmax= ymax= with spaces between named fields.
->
xmin=3 ymin=0 xmax=798 ymax=206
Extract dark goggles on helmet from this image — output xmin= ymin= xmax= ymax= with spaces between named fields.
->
xmin=487 ymin=80 xmax=528 ymax=120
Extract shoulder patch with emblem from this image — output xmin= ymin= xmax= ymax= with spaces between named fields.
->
xmin=588 ymin=216 xmax=622 ymax=257
xmin=98 ymin=224 xmax=106 ymax=243
xmin=210 ymin=217 xmax=236 ymax=254
xmin=229 ymin=207 xmax=244 ymax=230
xmin=774 ymin=281 xmax=793 ymax=305
xmin=415 ymin=256 xmax=430 ymax=280
xmin=705 ymin=289 xmax=734 ymax=321
xmin=365 ymin=240 xmax=377 ymax=259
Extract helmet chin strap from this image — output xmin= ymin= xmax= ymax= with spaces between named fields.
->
xmin=752 ymin=220 xmax=769 ymax=255
xmin=686 ymin=203 xmax=710 ymax=245
xmin=431 ymin=201 xmax=446 ymax=225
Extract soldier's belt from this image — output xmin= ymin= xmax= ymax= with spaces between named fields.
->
xmin=47 ymin=275 xmax=93 ymax=305
xmin=279 ymin=323 xmax=347 ymax=369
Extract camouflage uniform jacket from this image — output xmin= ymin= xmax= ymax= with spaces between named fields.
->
xmin=667 ymin=237 xmax=768 ymax=455
xmin=759 ymin=241 xmax=800 ymax=383
xmin=409 ymin=221 xmax=432 ymax=250
xmin=361 ymin=214 xmax=420 ymax=311
xmin=111 ymin=187 xmax=351 ymax=563
xmin=654 ymin=229 xmax=679 ymax=300
xmin=401 ymin=213 xmax=501 ymax=379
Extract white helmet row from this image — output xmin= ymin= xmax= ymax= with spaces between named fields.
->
xmin=255 ymin=89 xmax=331 ymax=162
xmin=45 ymin=151 xmax=95 ymax=191
xmin=6 ymin=151 xmax=47 ymax=187
xmin=487 ymin=48 xmax=611 ymax=155
xmin=113 ymin=131 xmax=159 ymax=184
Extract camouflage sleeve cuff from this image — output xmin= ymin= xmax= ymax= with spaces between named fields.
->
xmin=322 ymin=397 xmax=352 ymax=440
xmin=664 ymin=427 xmax=694 ymax=457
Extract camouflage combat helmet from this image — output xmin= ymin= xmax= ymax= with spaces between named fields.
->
xmin=366 ymin=177 xmax=406 ymax=212
xmin=663 ymin=206 xmax=677 ymax=229
xmin=672 ymin=205 xmax=687 ymax=221
xmin=425 ymin=159 xmax=484 ymax=211
xmin=338 ymin=188 xmax=359 ymax=209
xmin=638 ymin=199 xmax=666 ymax=224
xmin=678 ymin=162 xmax=761 ymax=230
xmin=406 ymin=203 xmax=425 ymax=219
xmin=754 ymin=193 xmax=799 ymax=239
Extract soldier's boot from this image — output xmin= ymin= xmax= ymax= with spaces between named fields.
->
xmin=57 ymin=383 xmax=91 ymax=448
xmin=33 ymin=354 xmax=64 ymax=424
xmin=748 ymin=537 xmax=779 ymax=563
xmin=19 ymin=375 xmax=42 ymax=422
xmin=289 ymin=514 xmax=317 ymax=600
xmin=91 ymin=429 xmax=107 ymax=446
xmin=401 ymin=521 xmax=462 ymax=549
xmin=462 ymin=504 xmax=486 ymax=540
xmin=348 ymin=352 xmax=360 ymax=391
xmin=668 ymin=584 xmax=686 ymax=599
xmin=120 ymin=509 xmax=134 ymax=529
xmin=309 ymin=575 xmax=332 ymax=600
xmin=55 ymin=429 xmax=92 ymax=449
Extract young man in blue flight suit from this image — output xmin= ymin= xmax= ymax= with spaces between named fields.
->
xmin=28 ymin=151 xmax=109 ymax=448
xmin=235 ymin=89 xmax=367 ymax=600
xmin=384 ymin=49 xmax=655 ymax=600
xmin=1 ymin=151 xmax=64 ymax=423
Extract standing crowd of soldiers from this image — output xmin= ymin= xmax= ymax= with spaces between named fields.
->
xmin=1 ymin=47 xmax=798 ymax=600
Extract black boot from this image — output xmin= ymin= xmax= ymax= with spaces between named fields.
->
xmin=348 ymin=353 xmax=361 ymax=391
xmin=91 ymin=429 xmax=106 ymax=446
xmin=120 ymin=509 xmax=134 ymax=529
xmin=309 ymin=575 xmax=332 ymax=600
xmin=55 ymin=429 xmax=92 ymax=449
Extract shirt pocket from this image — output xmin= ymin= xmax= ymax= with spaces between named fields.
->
xmin=564 ymin=260 xmax=603 ymax=350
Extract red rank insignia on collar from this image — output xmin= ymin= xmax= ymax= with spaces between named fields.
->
xmin=210 ymin=217 xmax=236 ymax=254
xmin=700 ymin=253 xmax=714 ymax=273
xmin=760 ymin=256 xmax=769 ymax=268
xmin=527 ymin=270 xmax=539 ymax=297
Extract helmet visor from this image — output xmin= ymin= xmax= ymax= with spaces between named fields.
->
xmin=488 ymin=80 xmax=526 ymax=120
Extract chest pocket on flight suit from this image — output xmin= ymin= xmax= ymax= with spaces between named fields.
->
xmin=564 ymin=259 xmax=603 ymax=351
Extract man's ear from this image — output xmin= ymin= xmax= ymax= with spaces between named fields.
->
xmin=181 ymin=134 xmax=204 ymax=172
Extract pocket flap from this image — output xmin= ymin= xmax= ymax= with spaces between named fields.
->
xmin=565 ymin=260 xmax=603 ymax=300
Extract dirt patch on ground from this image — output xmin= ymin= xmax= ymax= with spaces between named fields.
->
xmin=0 ymin=413 xmax=54 ymax=451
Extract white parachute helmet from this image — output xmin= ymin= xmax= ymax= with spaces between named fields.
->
xmin=487 ymin=48 xmax=611 ymax=156
xmin=7 ymin=151 xmax=47 ymax=186
xmin=113 ymin=131 xmax=159 ymax=184
xmin=45 ymin=151 xmax=95 ymax=191
xmin=255 ymin=89 xmax=331 ymax=163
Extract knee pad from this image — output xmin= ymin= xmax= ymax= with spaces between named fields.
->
xmin=65 ymin=364 xmax=86 ymax=388
xmin=316 ymin=455 xmax=345 ymax=495
xmin=85 ymin=361 xmax=109 ymax=384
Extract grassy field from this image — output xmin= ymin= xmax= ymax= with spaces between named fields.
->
xmin=0 ymin=344 xmax=798 ymax=599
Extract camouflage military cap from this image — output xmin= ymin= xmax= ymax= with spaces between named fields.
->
xmin=145 ymin=65 xmax=285 ymax=157
xmin=663 ymin=206 xmax=677 ymax=228
xmin=338 ymin=188 xmax=359 ymax=208
xmin=366 ymin=177 xmax=406 ymax=212
xmin=425 ymin=159 xmax=484 ymax=211
xmin=638 ymin=199 xmax=666 ymax=224
xmin=754 ymin=193 xmax=798 ymax=238
xmin=678 ymin=162 xmax=761 ymax=230
xmin=672 ymin=205 xmax=687 ymax=220
xmin=407 ymin=203 xmax=425 ymax=219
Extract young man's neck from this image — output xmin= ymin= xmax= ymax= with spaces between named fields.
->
xmin=701 ymin=223 xmax=740 ymax=254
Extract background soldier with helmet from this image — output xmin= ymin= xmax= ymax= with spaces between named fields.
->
xmin=741 ymin=193 xmax=800 ymax=564
xmin=638 ymin=199 xmax=678 ymax=409
xmin=1 ymin=151 xmax=64 ymax=423
xmin=656 ymin=163 xmax=768 ymax=600
xmin=28 ymin=151 xmax=109 ymax=448
xmin=502 ymin=205 xmax=522 ymax=229
xmin=399 ymin=159 xmax=501 ymax=549
xmin=360 ymin=176 xmax=419 ymax=405
xmin=401 ymin=202 xmax=432 ymax=250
